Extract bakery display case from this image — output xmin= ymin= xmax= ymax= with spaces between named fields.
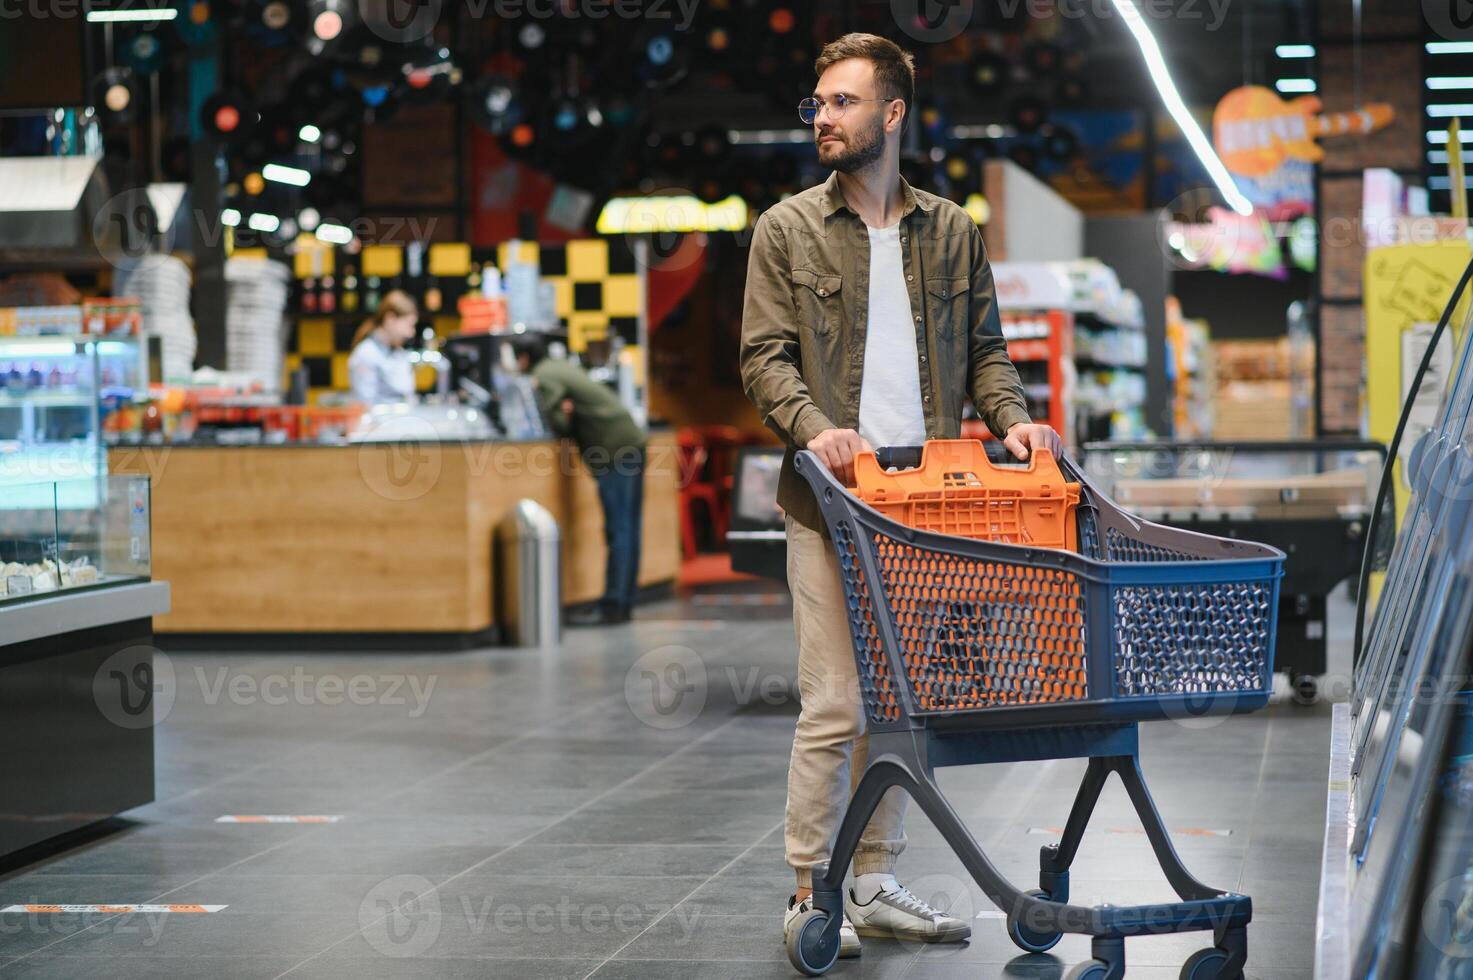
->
xmin=0 ymin=338 xmax=164 ymax=857
xmin=0 ymin=472 xmax=165 ymax=859
xmin=0 ymin=475 xmax=151 ymax=602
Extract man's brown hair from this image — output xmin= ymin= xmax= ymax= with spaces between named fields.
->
xmin=814 ymin=33 xmax=915 ymax=124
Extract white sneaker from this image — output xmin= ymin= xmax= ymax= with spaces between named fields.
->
xmin=785 ymin=894 xmax=861 ymax=958
xmin=844 ymin=878 xmax=972 ymax=943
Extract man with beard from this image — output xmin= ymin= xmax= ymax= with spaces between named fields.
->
xmin=740 ymin=33 xmax=1063 ymax=954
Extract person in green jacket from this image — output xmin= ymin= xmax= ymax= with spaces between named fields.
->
xmin=512 ymin=335 xmax=647 ymax=626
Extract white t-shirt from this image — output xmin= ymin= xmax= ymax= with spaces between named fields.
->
xmin=857 ymin=223 xmax=926 ymax=450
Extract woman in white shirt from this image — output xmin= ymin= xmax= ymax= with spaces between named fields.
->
xmin=347 ymin=290 xmax=419 ymax=403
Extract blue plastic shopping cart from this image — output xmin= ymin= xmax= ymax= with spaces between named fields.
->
xmin=785 ymin=444 xmax=1285 ymax=980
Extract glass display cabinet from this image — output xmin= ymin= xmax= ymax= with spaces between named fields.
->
xmin=0 ymin=475 xmax=151 ymax=602
xmin=1080 ymin=440 xmax=1391 ymax=703
xmin=0 ymin=333 xmax=145 ymax=490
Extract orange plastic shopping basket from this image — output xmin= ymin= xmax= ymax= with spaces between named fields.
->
xmin=851 ymin=440 xmax=1087 ymax=711
xmin=852 ymin=440 xmax=1081 ymax=551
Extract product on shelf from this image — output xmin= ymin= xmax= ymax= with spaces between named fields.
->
xmin=1165 ymin=296 xmax=1213 ymax=439
xmin=0 ymin=556 xmax=99 ymax=598
xmin=225 ymin=257 xmax=291 ymax=393
xmin=114 ymin=256 xmax=196 ymax=381
xmin=1211 ymin=337 xmax=1311 ymax=440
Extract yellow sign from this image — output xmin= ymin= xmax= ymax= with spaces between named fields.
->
xmin=361 ymin=244 xmax=403 ymax=278
xmin=596 ymin=195 xmax=748 ymax=234
xmin=428 ymin=242 xmax=471 ymax=277
xmin=1365 ymin=239 xmax=1472 ymax=521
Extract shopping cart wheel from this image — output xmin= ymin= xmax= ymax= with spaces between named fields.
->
xmin=786 ymin=908 xmax=840 ymax=976
xmin=1006 ymin=888 xmax=1063 ymax=953
xmin=1180 ymin=947 xmax=1244 ymax=980
xmin=1063 ymin=959 xmax=1113 ymax=980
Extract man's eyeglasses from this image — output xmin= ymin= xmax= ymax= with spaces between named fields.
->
xmin=798 ymin=95 xmax=897 ymax=125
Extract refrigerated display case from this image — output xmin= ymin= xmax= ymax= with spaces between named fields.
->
xmin=1316 ymin=294 xmax=1473 ymax=979
xmin=0 ymin=333 xmax=146 ymax=492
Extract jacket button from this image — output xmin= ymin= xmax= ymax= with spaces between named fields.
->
xmin=941 ymin=289 xmax=948 ymax=298
xmin=818 ymin=288 xmax=827 ymax=296
xmin=906 ymin=274 xmax=914 ymax=282
xmin=920 ymin=354 xmax=927 ymax=362
xmin=914 ymin=314 xmax=921 ymax=322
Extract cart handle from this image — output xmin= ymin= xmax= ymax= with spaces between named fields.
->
xmin=861 ymin=444 xmax=1176 ymax=543
xmin=873 ymin=443 xmax=1089 ymax=482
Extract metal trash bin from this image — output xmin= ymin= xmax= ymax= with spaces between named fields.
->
xmin=496 ymin=500 xmax=561 ymax=647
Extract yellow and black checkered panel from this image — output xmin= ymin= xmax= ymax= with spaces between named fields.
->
xmin=285 ymin=238 xmax=642 ymax=403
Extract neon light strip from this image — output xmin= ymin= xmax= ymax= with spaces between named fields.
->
xmin=1110 ymin=0 xmax=1253 ymax=216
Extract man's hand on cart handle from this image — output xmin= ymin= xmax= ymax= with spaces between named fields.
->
xmin=1004 ymin=422 xmax=1064 ymax=463
xmin=807 ymin=428 xmax=874 ymax=487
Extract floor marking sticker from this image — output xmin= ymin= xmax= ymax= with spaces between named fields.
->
xmin=215 ymin=815 xmax=343 ymax=824
xmin=2 ymin=904 xmax=227 ymax=914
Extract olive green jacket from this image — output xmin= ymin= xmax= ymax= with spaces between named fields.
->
xmin=739 ymin=171 xmax=1031 ymax=532
xmin=531 ymin=358 xmax=646 ymax=473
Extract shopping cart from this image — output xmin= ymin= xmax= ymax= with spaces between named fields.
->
xmin=786 ymin=442 xmax=1285 ymax=980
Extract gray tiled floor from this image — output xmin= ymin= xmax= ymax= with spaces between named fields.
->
xmin=0 ymin=583 xmax=1346 ymax=979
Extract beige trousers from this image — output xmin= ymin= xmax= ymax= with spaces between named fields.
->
xmin=785 ymin=515 xmax=908 ymax=889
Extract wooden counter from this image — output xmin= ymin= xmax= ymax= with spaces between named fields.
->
xmin=108 ymin=433 xmax=679 ymax=634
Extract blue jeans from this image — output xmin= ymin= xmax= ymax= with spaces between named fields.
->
xmin=595 ymin=449 xmax=644 ymax=613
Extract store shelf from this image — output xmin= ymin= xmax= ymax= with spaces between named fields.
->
xmin=1074 ymin=308 xmax=1145 ymax=332
xmin=0 ymin=391 xmax=92 ymax=407
xmin=1006 ymin=339 xmax=1054 ymax=362
xmin=1076 ymin=358 xmax=1147 ymax=372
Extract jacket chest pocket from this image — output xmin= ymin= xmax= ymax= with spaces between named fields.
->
xmin=926 ymin=275 xmax=968 ymax=341
xmin=790 ymin=268 xmax=843 ymax=338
